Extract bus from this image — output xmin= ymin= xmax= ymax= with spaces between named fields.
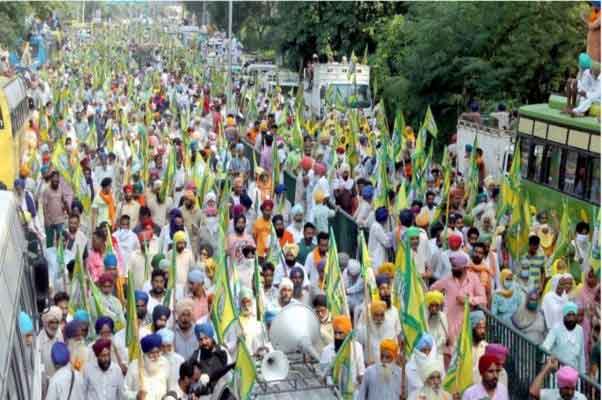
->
xmin=516 ymin=95 xmax=600 ymax=221
xmin=0 ymin=191 xmax=44 ymax=399
xmin=0 ymin=75 xmax=31 ymax=189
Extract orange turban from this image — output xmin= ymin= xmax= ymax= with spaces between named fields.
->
xmin=380 ymin=339 xmax=399 ymax=357
xmin=370 ymin=300 xmax=387 ymax=315
xmin=332 ymin=315 xmax=352 ymax=335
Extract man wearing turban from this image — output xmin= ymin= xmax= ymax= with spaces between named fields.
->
xmin=190 ymin=323 xmax=229 ymax=396
xmin=408 ymin=357 xmax=452 ymax=399
xmin=463 ymin=354 xmax=509 ymax=399
xmin=38 ymin=306 xmax=63 ymax=387
xmin=226 ymin=287 xmax=269 ymax=356
xmin=470 ymin=310 xmax=489 ymax=383
xmin=542 ymin=301 xmax=586 ymax=373
xmin=356 ymin=299 xmax=400 ymax=365
xmin=156 ymin=328 xmax=185 ymax=391
xmin=425 ymin=290 xmax=450 ymax=363
xmin=46 ymin=342 xmax=85 ymax=400
xmin=174 ymin=298 xmax=197 ymax=360
xmin=97 ymin=271 xmax=127 ymax=332
xmin=125 ymin=334 xmax=170 ymax=400
xmin=114 ymin=290 xmax=152 ymax=357
xmin=274 ymin=242 xmax=305 ymax=287
xmin=83 ymin=338 xmax=124 ymax=400
xmin=529 ymin=358 xmax=586 ymax=400
xmin=358 ymin=339 xmax=403 ymax=400
xmin=167 ymin=228 xmax=195 ymax=291
xmin=368 ymin=206 xmax=393 ymax=270
xmin=319 ymin=315 xmax=365 ymax=393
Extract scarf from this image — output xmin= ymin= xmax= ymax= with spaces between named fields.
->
xmin=312 ymin=247 xmax=323 ymax=266
xmin=99 ymin=191 xmax=116 ymax=226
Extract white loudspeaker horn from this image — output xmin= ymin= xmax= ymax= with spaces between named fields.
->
xmin=269 ymin=303 xmax=322 ymax=360
xmin=260 ymin=350 xmax=290 ymax=382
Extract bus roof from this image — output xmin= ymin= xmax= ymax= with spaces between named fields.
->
xmin=519 ymin=102 xmax=600 ymax=134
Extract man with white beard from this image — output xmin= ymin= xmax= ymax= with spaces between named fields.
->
xmin=357 ymin=339 xmax=403 ymax=400
xmin=408 ymin=358 xmax=453 ymax=400
xmin=124 ymin=333 xmax=170 ymax=400
xmin=157 ymin=328 xmax=185 ymax=391
xmin=356 ymin=300 xmax=400 ymax=365
xmin=63 ymin=320 xmax=89 ymax=372
xmin=226 ymin=287 xmax=270 ymax=356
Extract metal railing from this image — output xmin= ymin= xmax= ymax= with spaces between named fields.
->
xmin=480 ymin=306 xmax=600 ymax=399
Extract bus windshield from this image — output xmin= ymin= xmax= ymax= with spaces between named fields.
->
xmin=324 ymin=84 xmax=371 ymax=108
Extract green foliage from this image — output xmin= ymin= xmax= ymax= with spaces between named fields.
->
xmin=0 ymin=2 xmax=69 ymax=48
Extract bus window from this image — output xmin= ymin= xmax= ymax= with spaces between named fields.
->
xmin=590 ymin=158 xmax=600 ymax=204
xmin=542 ymin=144 xmax=562 ymax=189
xmin=529 ymin=144 xmax=545 ymax=182
xmin=562 ymin=151 xmax=590 ymax=197
xmin=520 ymin=139 xmax=530 ymax=178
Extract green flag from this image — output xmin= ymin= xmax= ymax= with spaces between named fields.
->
xmin=332 ymin=330 xmax=356 ymax=399
xmin=400 ymin=239 xmax=428 ymax=355
xmin=126 ymin=270 xmax=142 ymax=362
xmin=211 ymin=228 xmax=238 ymax=344
xmin=230 ymin=338 xmax=257 ymax=400
xmin=422 ymin=105 xmax=438 ymax=137
xmin=443 ymin=299 xmax=473 ymax=394
xmin=324 ymin=228 xmax=349 ymax=318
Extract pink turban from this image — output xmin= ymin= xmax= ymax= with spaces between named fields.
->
xmin=556 ymin=366 xmax=579 ymax=389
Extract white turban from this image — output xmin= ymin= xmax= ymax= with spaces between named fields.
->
xmin=279 ymin=278 xmax=294 ymax=291
xmin=419 ymin=358 xmax=444 ymax=382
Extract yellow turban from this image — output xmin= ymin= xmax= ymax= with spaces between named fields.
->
xmin=19 ymin=164 xmax=30 ymax=177
xmin=283 ymin=243 xmax=299 ymax=257
xmin=378 ymin=262 xmax=395 ymax=277
xmin=314 ymin=189 xmax=326 ymax=203
xmin=500 ymin=268 xmax=513 ymax=282
xmin=415 ymin=210 xmax=430 ymax=227
xmin=425 ymin=290 xmax=444 ymax=306
xmin=370 ymin=300 xmax=387 ymax=315
xmin=173 ymin=230 xmax=187 ymax=243
xmin=332 ymin=315 xmax=352 ymax=335
xmin=380 ymin=339 xmax=399 ymax=357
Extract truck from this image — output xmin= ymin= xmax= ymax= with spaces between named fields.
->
xmin=303 ymin=63 xmax=372 ymax=119
xmin=456 ymin=114 xmax=513 ymax=181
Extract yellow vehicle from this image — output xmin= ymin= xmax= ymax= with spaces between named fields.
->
xmin=0 ymin=75 xmax=30 ymax=189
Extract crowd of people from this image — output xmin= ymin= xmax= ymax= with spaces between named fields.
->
xmin=6 ymin=15 xmax=600 ymax=400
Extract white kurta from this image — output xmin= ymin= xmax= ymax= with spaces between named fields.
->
xmin=123 ymin=358 xmax=170 ymax=400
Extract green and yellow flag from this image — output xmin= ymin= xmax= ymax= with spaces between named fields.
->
xmin=253 ymin=255 xmax=264 ymax=321
xmin=400 ymin=239 xmax=428 ymax=355
xmin=211 ymin=228 xmax=238 ymax=344
xmin=68 ymin=249 xmax=88 ymax=315
xmin=231 ymin=338 xmax=257 ymax=400
xmin=324 ymin=228 xmax=349 ymax=318
xmin=332 ymin=330 xmax=356 ymax=400
xmin=550 ymin=201 xmax=570 ymax=264
xmin=126 ymin=270 xmax=141 ymax=362
xmin=443 ymin=299 xmax=473 ymax=394
xmin=422 ymin=105 xmax=438 ymax=137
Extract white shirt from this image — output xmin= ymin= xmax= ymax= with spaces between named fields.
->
xmin=319 ymin=340 xmax=365 ymax=387
xmin=83 ymin=360 xmax=125 ymax=400
xmin=114 ymin=228 xmax=140 ymax=268
xmin=46 ymin=365 xmax=85 ymax=400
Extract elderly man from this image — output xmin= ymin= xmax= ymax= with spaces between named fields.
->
xmin=358 ymin=339 xmax=403 ymax=400
xmin=169 ymin=230 xmax=195 ymax=291
xmin=228 ymin=287 xmax=269 ymax=355
xmin=151 ymin=305 xmax=171 ymax=332
xmin=319 ymin=315 xmax=365 ymax=391
xmin=38 ymin=306 xmax=63 ymax=387
xmin=368 ymin=207 xmax=392 ymax=269
xmin=431 ymin=252 xmax=486 ymax=354
xmin=186 ymin=269 xmax=209 ymax=322
xmin=287 ymin=204 xmax=306 ymax=243
xmin=83 ymin=338 xmax=124 ymax=400
xmin=425 ymin=290 xmax=449 ymax=358
xmin=91 ymin=316 xmax=127 ymax=372
xmin=313 ymin=295 xmax=334 ymax=353
xmin=408 ymin=358 xmax=452 ymax=400
xmin=463 ymin=354 xmax=509 ymax=400
xmin=174 ymin=298 xmax=197 ymax=360
xmin=529 ymin=359 xmax=587 ymax=400
xmin=276 ymin=277 xmax=296 ymax=311
xmin=274 ymin=242 xmax=306 ymax=287
xmin=355 ymin=275 xmax=402 ymax=340
xmin=46 ymin=342 xmax=85 ymax=400
xmin=357 ymin=300 xmax=400 ymax=365
xmin=189 ymin=323 xmax=229 ymax=396
xmin=125 ymin=333 xmax=170 ymax=400
xmin=157 ymin=328 xmax=185 ymax=391
xmin=542 ymin=301 xmax=586 ymax=373
xmin=470 ymin=310 xmax=489 ymax=383
xmin=97 ymin=271 xmax=126 ymax=331
xmin=511 ymin=289 xmax=547 ymax=346
xmin=343 ymin=259 xmax=364 ymax=317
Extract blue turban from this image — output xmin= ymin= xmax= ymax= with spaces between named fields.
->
xmin=275 ymin=184 xmax=286 ymax=194
xmin=399 ymin=209 xmax=414 ymax=227
xmin=291 ymin=203 xmax=304 ymax=215
xmin=289 ymin=266 xmax=305 ymax=279
xmin=140 ymin=334 xmax=162 ymax=353
xmin=375 ymin=273 xmax=391 ymax=287
xmin=188 ymin=269 xmax=205 ymax=284
xmin=64 ymin=320 xmax=82 ymax=339
xmin=94 ymin=316 xmax=114 ymax=335
xmin=103 ymin=253 xmax=118 ymax=268
xmin=361 ymin=185 xmax=374 ymax=200
xmin=152 ymin=305 xmax=171 ymax=323
xmin=51 ymin=342 xmax=70 ymax=366
xmin=14 ymin=179 xmax=25 ymax=189
xmin=264 ymin=310 xmax=278 ymax=324
xmin=194 ymin=322 xmax=215 ymax=340
xmin=156 ymin=328 xmax=175 ymax=344
xmin=375 ymin=207 xmax=389 ymax=223
xmin=579 ymin=53 xmax=592 ymax=70
xmin=18 ymin=312 xmax=33 ymax=335
xmin=73 ymin=309 xmax=90 ymax=322
xmin=135 ymin=290 xmax=149 ymax=304
xmin=415 ymin=333 xmax=434 ymax=351
xmin=563 ymin=301 xmax=578 ymax=317
xmin=470 ymin=310 xmax=486 ymax=329
xmin=465 ymin=144 xmax=473 ymax=153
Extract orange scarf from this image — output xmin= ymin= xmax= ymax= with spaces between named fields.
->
xmin=312 ymin=247 xmax=323 ymax=266
xmin=99 ymin=191 xmax=117 ymax=226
